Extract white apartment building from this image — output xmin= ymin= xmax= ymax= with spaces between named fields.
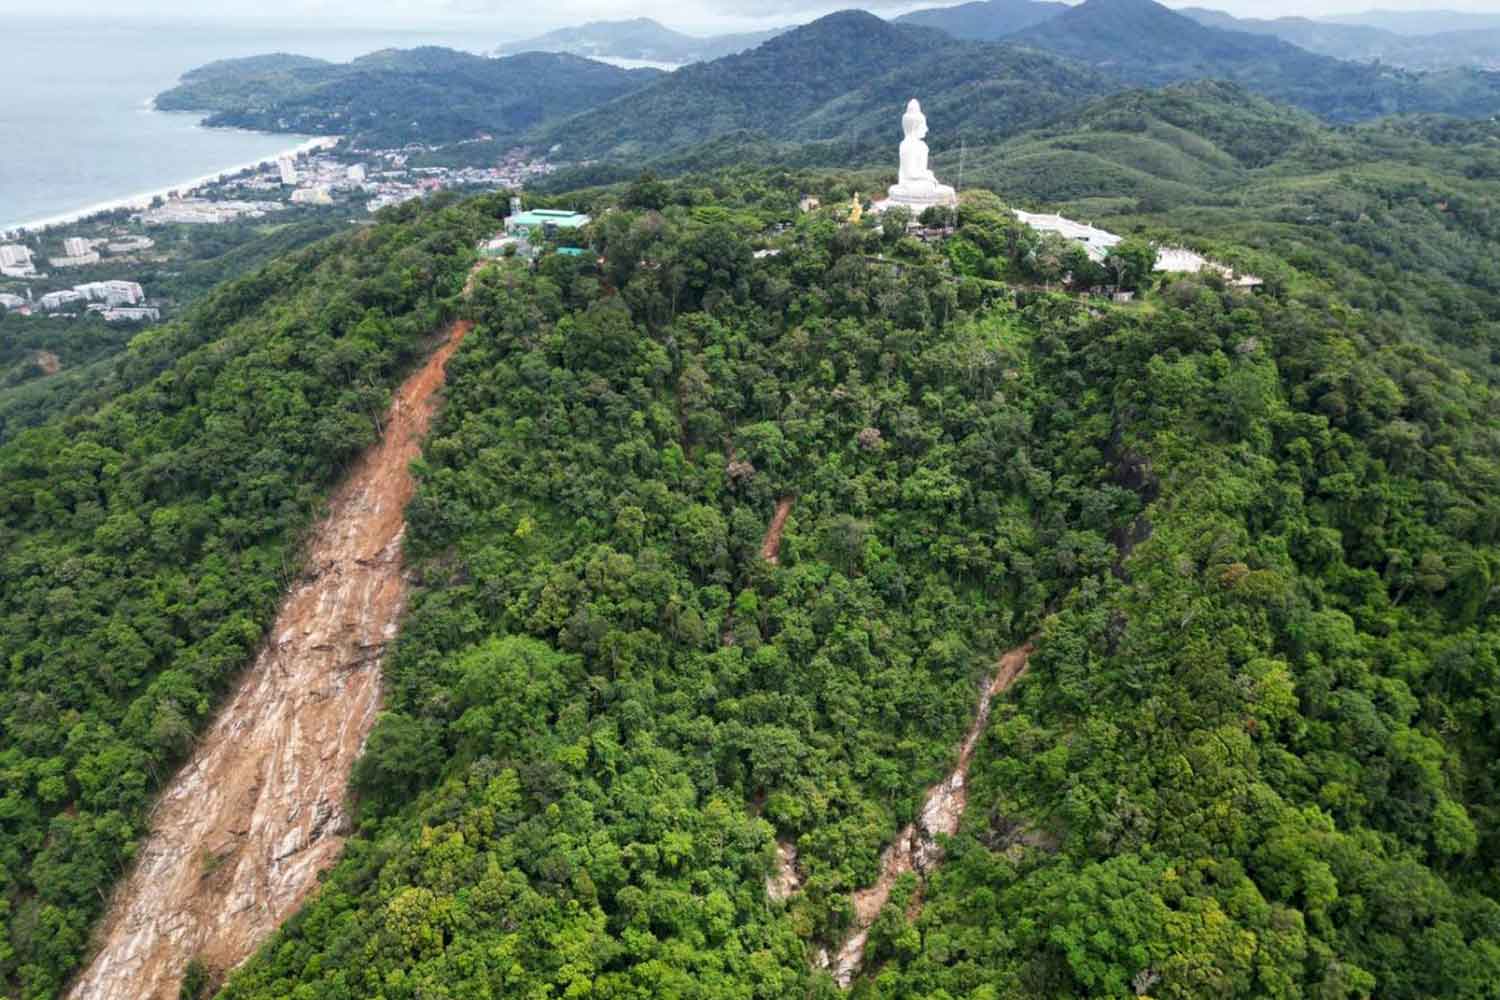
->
xmin=0 ymin=244 xmax=33 ymax=268
xmin=38 ymin=289 xmax=85 ymax=310
xmin=278 ymin=156 xmax=300 ymax=186
xmin=73 ymin=280 xmax=145 ymax=306
xmin=63 ymin=237 xmax=91 ymax=258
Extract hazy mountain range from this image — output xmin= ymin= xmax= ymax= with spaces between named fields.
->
xmin=494 ymin=17 xmax=785 ymax=65
xmin=157 ymin=0 xmax=1500 ymax=155
xmin=493 ymin=3 xmax=1500 ymax=74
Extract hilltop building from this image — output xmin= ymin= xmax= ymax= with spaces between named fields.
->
xmin=1013 ymin=210 xmax=1121 ymax=262
xmin=1013 ymin=210 xmax=1263 ymax=288
xmin=504 ymin=208 xmax=591 ymax=240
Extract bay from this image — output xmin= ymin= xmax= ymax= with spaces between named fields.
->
xmin=2 ymin=16 xmax=492 ymax=231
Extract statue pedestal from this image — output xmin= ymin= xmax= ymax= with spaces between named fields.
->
xmin=875 ymin=182 xmax=957 ymax=215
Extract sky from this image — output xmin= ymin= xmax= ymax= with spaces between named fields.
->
xmin=5 ymin=0 xmax=1500 ymax=36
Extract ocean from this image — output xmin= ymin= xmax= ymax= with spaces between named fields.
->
xmin=1 ymin=17 xmax=491 ymax=232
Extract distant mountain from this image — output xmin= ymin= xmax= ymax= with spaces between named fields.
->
xmin=1177 ymin=9 xmax=1397 ymax=61
xmin=532 ymin=10 xmax=1109 ymax=160
xmin=1179 ymin=7 xmax=1500 ymax=71
xmin=1322 ymin=8 xmax=1500 ymax=34
xmin=1010 ymin=0 xmax=1500 ymax=121
xmin=894 ymin=0 xmax=1068 ymax=40
xmin=494 ymin=17 xmax=785 ymax=65
xmin=156 ymin=48 xmax=665 ymax=146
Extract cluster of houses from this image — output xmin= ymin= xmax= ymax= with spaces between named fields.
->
xmin=1 ymin=279 xmax=158 ymax=322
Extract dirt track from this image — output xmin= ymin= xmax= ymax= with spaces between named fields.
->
xmin=824 ymin=644 xmax=1033 ymax=987
xmin=760 ymin=497 xmax=795 ymax=564
xmin=67 ymin=320 xmax=472 ymax=1000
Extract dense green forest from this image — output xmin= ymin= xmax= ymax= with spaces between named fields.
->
xmin=186 ymin=147 xmax=1500 ymax=997
xmin=9 ymin=64 xmax=1500 ymax=998
xmin=0 ymin=195 xmax=498 ymax=997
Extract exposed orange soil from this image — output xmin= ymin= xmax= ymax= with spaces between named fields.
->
xmin=67 ymin=320 xmax=472 ymax=1000
xmin=824 ymin=643 xmax=1033 ymax=987
xmin=760 ymin=496 xmax=795 ymax=564
xmin=34 ymin=350 xmax=62 ymax=375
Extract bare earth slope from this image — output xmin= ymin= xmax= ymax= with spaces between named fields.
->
xmin=68 ymin=320 xmax=472 ymax=1000
xmin=824 ymin=643 xmax=1033 ymax=987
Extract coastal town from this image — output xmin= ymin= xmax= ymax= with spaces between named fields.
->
xmin=0 ymin=142 xmax=561 ymax=323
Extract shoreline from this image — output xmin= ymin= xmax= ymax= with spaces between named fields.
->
xmin=2 ymin=134 xmax=339 ymax=237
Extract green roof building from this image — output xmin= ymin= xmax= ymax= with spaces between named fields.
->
xmin=505 ymin=209 xmax=592 ymax=238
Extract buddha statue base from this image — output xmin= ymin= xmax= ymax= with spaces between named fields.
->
xmin=880 ymin=182 xmax=958 ymax=212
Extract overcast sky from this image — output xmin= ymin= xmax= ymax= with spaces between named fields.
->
xmin=6 ymin=0 xmax=1500 ymax=37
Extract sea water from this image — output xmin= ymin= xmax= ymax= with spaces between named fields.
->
xmin=1 ymin=17 xmax=488 ymax=232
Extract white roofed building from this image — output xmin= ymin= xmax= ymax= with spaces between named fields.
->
xmin=1014 ymin=210 xmax=1121 ymax=263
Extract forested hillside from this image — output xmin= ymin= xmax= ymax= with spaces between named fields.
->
xmin=534 ymin=11 xmax=1109 ymax=160
xmin=155 ymin=48 xmax=664 ymax=146
xmin=0 ymin=195 xmax=497 ymax=997
xmin=1010 ymin=0 xmax=1500 ymax=121
xmin=164 ymin=145 xmax=1500 ymax=997
xmin=11 ymin=63 xmax=1500 ymax=999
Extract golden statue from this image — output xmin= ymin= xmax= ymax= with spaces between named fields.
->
xmin=849 ymin=193 xmax=863 ymax=225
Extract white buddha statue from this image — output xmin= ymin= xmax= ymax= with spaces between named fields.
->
xmin=886 ymin=99 xmax=956 ymax=209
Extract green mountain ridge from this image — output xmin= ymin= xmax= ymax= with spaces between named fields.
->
xmin=532 ymin=10 xmax=1112 ymax=161
xmin=155 ymin=48 xmax=665 ymax=146
xmin=1009 ymin=0 xmax=1500 ymax=121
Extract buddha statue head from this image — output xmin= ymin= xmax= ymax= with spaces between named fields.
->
xmin=902 ymin=99 xmax=928 ymax=141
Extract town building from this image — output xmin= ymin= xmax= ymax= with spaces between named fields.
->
xmin=63 ymin=237 xmax=91 ymax=258
xmin=73 ymin=280 xmax=145 ymax=306
xmin=48 ymin=251 xmax=101 ymax=268
xmin=347 ymin=164 xmax=367 ymax=183
xmin=290 ymin=187 xmax=334 ymax=206
xmin=0 ymin=244 xmax=35 ymax=275
xmin=0 ymin=293 xmax=26 ymax=311
xmin=38 ymin=289 xmax=86 ymax=310
xmin=1 ymin=245 xmax=39 ymax=277
xmin=101 ymin=306 xmax=161 ymax=323
xmin=106 ymin=236 xmax=156 ymax=254
xmin=278 ymin=156 xmax=300 ymax=186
